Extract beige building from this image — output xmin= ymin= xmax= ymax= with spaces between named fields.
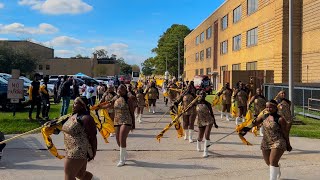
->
xmin=0 ymin=40 xmax=120 ymax=77
xmin=184 ymin=0 xmax=318 ymax=89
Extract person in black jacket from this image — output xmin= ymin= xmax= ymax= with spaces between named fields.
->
xmin=28 ymin=73 xmax=42 ymax=120
xmin=60 ymin=76 xmax=72 ymax=116
xmin=53 ymin=76 xmax=62 ymax=103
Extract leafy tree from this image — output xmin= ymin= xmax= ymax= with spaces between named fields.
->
xmin=141 ymin=57 xmax=155 ymax=76
xmin=0 ymin=46 xmax=38 ymax=75
xmin=150 ymin=24 xmax=191 ymax=76
xmin=131 ymin=64 xmax=140 ymax=72
xmin=94 ymin=49 xmax=108 ymax=58
xmin=117 ymin=58 xmax=132 ymax=75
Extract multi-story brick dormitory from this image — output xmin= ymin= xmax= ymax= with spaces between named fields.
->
xmin=0 ymin=40 xmax=120 ymax=77
xmin=184 ymin=0 xmax=320 ymax=90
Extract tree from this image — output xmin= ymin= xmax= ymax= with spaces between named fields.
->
xmin=131 ymin=64 xmax=140 ymax=72
xmin=0 ymin=46 xmax=38 ymax=75
xmin=141 ymin=57 xmax=155 ymax=76
xmin=117 ymin=58 xmax=132 ymax=75
xmin=150 ymin=24 xmax=191 ymax=76
xmin=94 ymin=49 xmax=108 ymax=58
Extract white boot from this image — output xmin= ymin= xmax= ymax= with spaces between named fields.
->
xmin=220 ymin=111 xmax=224 ymax=119
xmin=203 ymin=140 xmax=209 ymax=157
xmin=259 ymin=127 xmax=264 ymax=136
xmin=148 ymin=108 xmax=151 ymax=113
xmin=152 ymin=106 xmax=155 ymax=114
xmin=139 ymin=114 xmax=143 ymax=123
xmin=235 ymin=117 xmax=241 ymax=125
xmin=188 ymin=130 xmax=193 ymax=143
xmin=117 ymin=147 xmax=126 ymax=167
xmin=91 ymin=175 xmax=100 ymax=180
xmin=242 ymin=117 xmax=245 ymax=122
xmin=226 ymin=113 xmax=230 ymax=121
xmin=270 ymin=166 xmax=280 ymax=180
xmin=196 ymin=140 xmax=201 ymax=152
xmin=184 ymin=130 xmax=188 ymax=140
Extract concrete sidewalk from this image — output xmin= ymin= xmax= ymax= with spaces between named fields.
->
xmin=1 ymin=97 xmax=320 ymax=180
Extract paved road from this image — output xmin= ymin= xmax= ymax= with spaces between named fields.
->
xmin=1 ymin=97 xmax=320 ymax=180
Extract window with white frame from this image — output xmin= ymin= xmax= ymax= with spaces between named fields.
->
xmin=200 ymin=68 xmax=204 ymax=75
xmin=221 ymin=40 xmax=228 ymax=54
xmin=200 ymin=32 xmax=205 ymax=43
xmin=246 ymin=61 xmax=257 ymax=70
xmin=248 ymin=0 xmax=258 ymax=15
xmin=221 ymin=14 xmax=228 ymax=30
xmin=233 ymin=34 xmax=241 ymax=51
xmin=195 ymin=69 xmax=199 ymax=75
xmin=195 ymin=52 xmax=199 ymax=61
xmin=200 ymin=50 xmax=204 ymax=60
xmin=206 ymin=68 xmax=211 ymax=75
xmin=233 ymin=5 xmax=242 ymax=23
xmin=196 ymin=35 xmax=200 ymax=45
xmin=206 ymin=47 xmax=212 ymax=59
xmin=247 ymin=27 xmax=258 ymax=47
xmin=232 ymin=64 xmax=241 ymax=70
xmin=206 ymin=26 xmax=212 ymax=39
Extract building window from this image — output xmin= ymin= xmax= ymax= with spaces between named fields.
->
xmin=195 ymin=52 xmax=199 ymax=61
xmin=247 ymin=27 xmax=258 ymax=47
xmin=246 ymin=61 xmax=257 ymax=70
xmin=206 ymin=47 xmax=212 ymax=59
xmin=195 ymin=69 xmax=199 ymax=75
xmin=220 ymin=40 xmax=228 ymax=54
xmin=39 ymin=65 xmax=43 ymax=70
xmin=221 ymin=14 xmax=228 ymax=30
xmin=200 ymin=50 xmax=204 ymax=60
xmin=232 ymin=64 xmax=241 ymax=70
xmin=200 ymin=68 xmax=204 ymax=75
xmin=184 ymin=58 xmax=186 ymax=66
xmin=206 ymin=26 xmax=212 ymax=39
xmin=46 ymin=65 xmax=50 ymax=70
xmin=184 ymin=45 xmax=186 ymax=52
xmin=200 ymin=32 xmax=205 ymax=43
xmin=233 ymin=5 xmax=242 ymax=23
xmin=206 ymin=68 xmax=211 ymax=75
xmin=196 ymin=35 xmax=200 ymax=45
xmin=248 ymin=0 xmax=258 ymax=15
xmin=233 ymin=34 xmax=241 ymax=51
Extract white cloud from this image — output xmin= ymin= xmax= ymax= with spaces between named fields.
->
xmin=45 ymin=36 xmax=82 ymax=47
xmin=0 ymin=38 xmax=8 ymax=40
xmin=0 ymin=23 xmax=58 ymax=35
xmin=19 ymin=0 xmax=93 ymax=15
xmin=0 ymin=3 xmax=4 ymax=9
xmin=55 ymin=49 xmax=75 ymax=57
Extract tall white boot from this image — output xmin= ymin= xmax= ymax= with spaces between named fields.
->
xmin=196 ymin=140 xmax=201 ymax=152
xmin=220 ymin=111 xmax=224 ymax=119
xmin=188 ymin=130 xmax=193 ymax=143
xmin=139 ymin=114 xmax=143 ymax=123
xmin=152 ymin=106 xmax=156 ymax=114
xmin=235 ymin=117 xmax=241 ymax=125
xmin=91 ymin=175 xmax=100 ymax=180
xmin=203 ymin=140 xmax=209 ymax=157
xmin=184 ymin=130 xmax=188 ymax=140
xmin=242 ymin=117 xmax=245 ymax=122
xmin=270 ymin=166 xmax=280 ymax=180
xmin=226 ymin=113 xmax=230 ymax=121
xmin=259 ymin=126 xmax=264 ymax=136
xmin=117 ymin=147 xmax=126 ymax=167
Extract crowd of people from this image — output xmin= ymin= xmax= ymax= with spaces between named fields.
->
xmin=24 ymin=74 xmax=293 ymax=180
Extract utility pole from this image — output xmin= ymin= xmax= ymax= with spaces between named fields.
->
xmin=178 ymin=41 xmax=180 ymax=79
xmin=289 ymin=0 xmax=294 ymax=113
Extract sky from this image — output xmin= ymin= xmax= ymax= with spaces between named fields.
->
xmin=0 ymin=0 xmax=225 ymax=65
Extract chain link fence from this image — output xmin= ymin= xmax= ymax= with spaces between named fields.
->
xmin=264 ymin=83 xmax=320 ymax=119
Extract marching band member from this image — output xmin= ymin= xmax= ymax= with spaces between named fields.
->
xmin=217 ymin=82 xmax=233 ymax=121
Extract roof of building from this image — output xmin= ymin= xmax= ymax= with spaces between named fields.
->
xmin=0 ymin=40 xmax=54 ymax=50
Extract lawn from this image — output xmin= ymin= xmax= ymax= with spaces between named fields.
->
xmin=0 ymin=101 xmax=73 ymax=134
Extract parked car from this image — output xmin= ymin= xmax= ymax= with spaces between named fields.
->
xmin=193 ymin=75 xmax=213 ymax=94
xmin=0 ymin=73 xmax=31 ymax=87
xmin=95 ymin=77 xmax=110 ymax=85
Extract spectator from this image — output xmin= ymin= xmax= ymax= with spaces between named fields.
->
xmin=28 ymin=73 xmax=42 ymax=120
xmin=59 ymin=76 xmax=72 ymax=116
xmin=97 ymin=82 xmax=105 ymax=101
xmin=40 ymin=76 xmax=50 ymax=121
xmin=72 ymin=79 xmax=80 ymax=99
xmin=53 ymin=76 xmax=62 ymax=103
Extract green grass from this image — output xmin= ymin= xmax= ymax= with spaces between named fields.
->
xmin=290 ymin=115 xmax=320 ymax=139
xmin=0 ymin=101 xmax=73 ymax=134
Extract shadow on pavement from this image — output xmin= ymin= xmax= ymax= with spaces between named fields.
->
xmin=127 ymin=160 xmax=218 ymax=170
xmin=286 ymin=148 xmax=320 ymax=155
xmin=0 ymin=136 xmax=63 ymax=171
xmin=178 ymin=152 xmax=261 ymax=160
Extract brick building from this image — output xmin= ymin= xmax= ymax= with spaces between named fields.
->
xmin=184 ymin=0 xmax=319 ymax=90
xmin=0 ymin=40 xmax=120 ymax=77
